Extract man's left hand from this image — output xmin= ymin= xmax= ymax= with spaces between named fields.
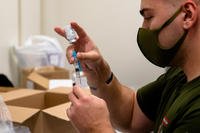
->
xmin=67 ymin=86 xmax=114 ymax=133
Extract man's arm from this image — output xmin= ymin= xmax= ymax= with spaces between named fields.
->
xmin=90 ymin=61 xmax=154 ymax=132
xmin=55 ymin=22 xmax=154 ymax=132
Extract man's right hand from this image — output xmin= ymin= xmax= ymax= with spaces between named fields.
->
xmin=54 ymin=22 xmax=111 ymax=88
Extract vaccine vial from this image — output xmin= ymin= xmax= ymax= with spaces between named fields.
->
xmin=64 ymin=25 xmax=78 ymax=43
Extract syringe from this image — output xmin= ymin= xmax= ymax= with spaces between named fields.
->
xmin=72 ymin=50 xmax=82 ymax=86
xmin=64 ymin=24 xmax=88 ymax=88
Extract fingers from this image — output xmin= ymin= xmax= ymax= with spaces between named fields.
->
xmin=54 ymin=27 xmax=66 ymax=38
xmin=67 ymin=50 xmax=99 ymax=64
xmin=71 ymin=22 xmax=87 ymax=38
xmin=68 ymin=91 xmax=79 ymax=105
xmin=66 ymin=107 xmax=71 ymax=117
xmin=68 ymin=86 xmax=87 ymax=102
xmin=66 ymin=46 xmax=75 ymax=64
xmin=67 ymin=89 xmax=80 ymax=119
xmin=55 ymin=23 xmax=99 ymax=67
xmin=67 ymin=86 xmax=87 ymax=119
xmin=66 ymin=106 xmax=72 ymax=120
xmin=73 ymin=86 xmax=86 ymax=99
xmin=55 ymin=22 xmax=88 ymax=40
xmin=77 ymin=51 xmax=100 ymax=61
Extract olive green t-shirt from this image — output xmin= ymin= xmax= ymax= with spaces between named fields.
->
xmin=137 ymin=67 xmax=200 ymax=132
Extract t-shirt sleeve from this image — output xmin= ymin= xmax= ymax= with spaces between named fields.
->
xmin=136 ymin=67 xmax=182 ymax=122
xmin=136 ymin=73 xmax=166 ymax=121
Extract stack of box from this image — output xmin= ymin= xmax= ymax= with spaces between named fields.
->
xmin=0 ymin=87 xmax=91 ymax=133
xmin=0 ymin=65 xmax=92 ymax=132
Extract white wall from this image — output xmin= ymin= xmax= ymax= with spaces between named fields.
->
xmin=20 ymin=0 xmax=41 ymax=43
xmin=0 ymin=0 xmax=19 ymax=81
xmin=0 ymin=0 xmax=42 ymax=86
xmin=0 ymin=0 xmax=164 ymax=88
xmin=41 ymin=0 xmax=165 ymax=88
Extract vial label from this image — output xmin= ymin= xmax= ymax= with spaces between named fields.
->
xmin=72 ymin=71 xmax=88 ymax=88
xmin=64 ymin=25 xmax=78 ymax=43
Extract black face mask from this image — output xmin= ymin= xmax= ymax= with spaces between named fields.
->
xmin=137 ymin=7 xmax=188 ymax=67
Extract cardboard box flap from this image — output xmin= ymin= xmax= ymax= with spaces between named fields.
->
xmin=21 ymin=66 xmax=70 ymax=89
xmin=28 ymin=72 xmax=49 ymax=89
xmin=1 ymin=89 xmax=43 ymax=102
xmin=7 ymin=105 xmax=39 ymax=123
xmin=35 ymin=66 xmax=66 ymax=73
xmin=43 ymin=103 xmax=71 ymax=121
xmin=0 ymin=87 xmax=17 ymax=92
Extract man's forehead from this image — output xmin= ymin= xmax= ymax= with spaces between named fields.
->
xmin=140 ymin=0 xmax=176 ymax=13
xmin=140 ymin=0 xmax=163 ymax=10
xmin=141 ymin=0 xmax=185 ymax=9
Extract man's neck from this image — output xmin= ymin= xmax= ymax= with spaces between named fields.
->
xmin=183 ymin=61 xmax=200 ymax=82
xmin=181 ymin=37 xmax=200 ymax=82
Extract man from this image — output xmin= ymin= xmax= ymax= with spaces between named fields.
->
xmin=55 ymin=0 xmax=200 ymax=132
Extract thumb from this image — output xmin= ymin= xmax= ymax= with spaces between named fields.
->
xmin=77 ymin=51 xmax=100 ymax=61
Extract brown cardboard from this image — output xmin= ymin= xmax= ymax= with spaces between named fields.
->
xmin=27 ymin=71 xmax=73 ymax=90
xmin=1 ymin=89 xmax=43 ymax=102
xmin=47 ymin=87 xmax=73 ymax=94
xmin=7 ymin=105 xmax=40 ymax=123
xmin=1 ymin=88 xmax=78 ymax=133
xmin=28 ymin=72 xmax=73 ymax=90
xmin=42 ymin=103 xmax=76 ymax=133
xmin=0 ymin=87 xmax=18 ymax=93
xmin=28 ymin=72 xmax=49 ymax=90
xmin=20 ymin=68 xmax=33 ymax=88
xmin=20 ymin=66 xmax=70 ymax=89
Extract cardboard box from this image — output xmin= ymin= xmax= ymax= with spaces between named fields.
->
xmin=20 ymin=66 xmax=70 ymax=90
xmin=0 ymin=87 xmax=19 ymax=94
xmin=28 ymin=72 xmax=73 ymax=90
xmin=1 ymin=88 xmax=85 ymax=133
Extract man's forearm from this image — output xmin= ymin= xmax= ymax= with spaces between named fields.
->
xmin=87 ymin=59 xmax=135 ymax=130
xmin=90 ymin=120 xmax=115 ymax=133
xmin=91 ymin=72 xmax=135 ymax=131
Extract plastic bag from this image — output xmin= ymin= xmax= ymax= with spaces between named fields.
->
xmin=0 ymin=96 xmax=15 ymax=133
xmin=13 ymin=124 xmax=30 ymax=133
xmin=0 ymin=96 xmax=31 ymax=133
xmin=14 ymin=35 xmax=66 ymax=68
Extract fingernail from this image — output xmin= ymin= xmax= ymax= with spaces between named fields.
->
xmin=69 ymin=57 xmax=74 ymax=64
xmin=72 ymin=83 xmax=76 ymax=86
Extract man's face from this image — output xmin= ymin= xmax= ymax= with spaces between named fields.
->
xmin=140 ymin=0 xmax=184 ymax=49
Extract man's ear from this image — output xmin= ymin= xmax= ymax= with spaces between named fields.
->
xmin=182 ymin=0 xmax=198 ymax=29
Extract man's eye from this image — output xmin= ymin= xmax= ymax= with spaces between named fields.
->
xmin=144 ymin=16 xmax=153 ymax=20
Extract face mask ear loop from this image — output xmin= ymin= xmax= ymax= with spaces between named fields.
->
xmin=157 ymin=7 xmax=183 ymax=33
